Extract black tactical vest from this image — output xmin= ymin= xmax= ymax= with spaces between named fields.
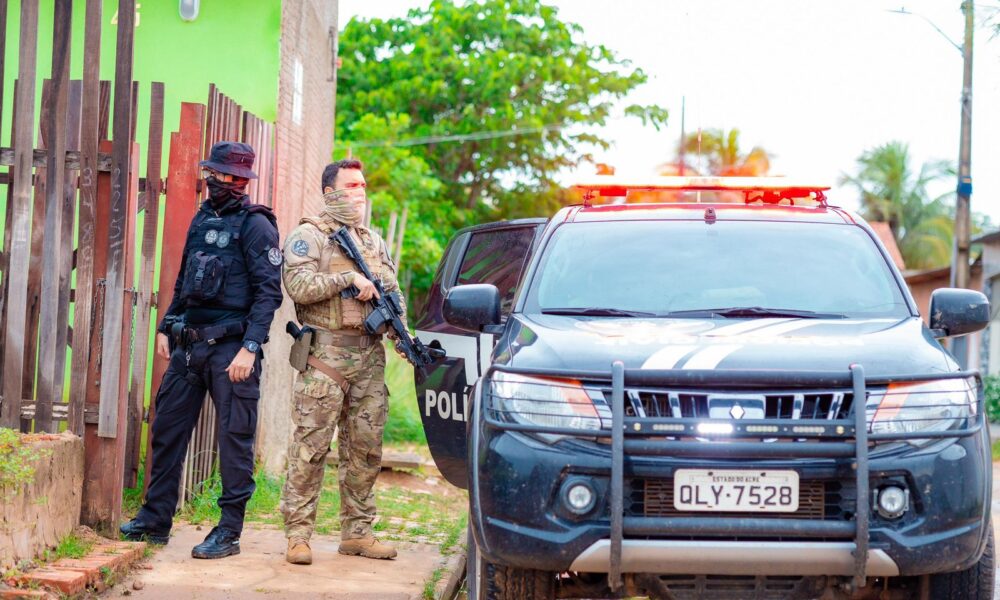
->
xmin=179 ymin=206 xmax=255 ymax=312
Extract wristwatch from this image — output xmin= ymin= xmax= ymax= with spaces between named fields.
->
xmin=242 ymin=340 xmax=260 ymax=353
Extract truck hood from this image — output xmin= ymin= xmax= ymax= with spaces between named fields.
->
xmin=499 ymin=314 xmax=955 ymax=377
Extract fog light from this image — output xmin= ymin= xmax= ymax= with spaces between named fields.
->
xmin=563 ymin=480 xmax=596 ymax=515
xmin=877 ymin=486 xmax=909 ymax=519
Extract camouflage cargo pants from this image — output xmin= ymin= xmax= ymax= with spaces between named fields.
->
xmin=281 ymin=341 xmax=387 ymax=541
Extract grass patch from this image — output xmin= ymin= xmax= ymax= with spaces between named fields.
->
xmin=122 ymin=461 xmax=146 ymax=519
xmin=985 ymin=375 xmax=1000 ymax=424
xmin=439 ymin=511 xmax=467 ymax=554
xmin=992 ymin=439 xmax=1000 ymax=461
xmin=0 ymin=428 xmax=52 ymax=500
xmin=180 ymin=467 xmax=285 ymax=525
xmin=52 ymin=533 xmax=94 ymax=561
xmin=182 ymin=470 xmax=224 ymax=524
xmin=100 ymin=565 xmax=117 ymax=587
xmin=384 ymin=344 xmax=425 ymax=445
xmin=423 ymin=567 xmax=445 ymax=600
xmin=367 ymin=481 xmax=467 ymax=545
xmin=171 ymin=442 xmax=466 ymax=548
xmin=246 ymin=468 xmax=285 ymax=525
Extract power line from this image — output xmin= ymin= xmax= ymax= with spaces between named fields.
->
xmin=347 ymin=124 xmax=562 ymax=148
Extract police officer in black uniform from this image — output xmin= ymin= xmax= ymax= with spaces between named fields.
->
xmin=120 ymin=141 xmax=283 ymax=559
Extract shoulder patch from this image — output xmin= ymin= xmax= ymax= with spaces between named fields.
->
xmin=291 ymin=239 xmax=309 ymax=256
xmin=268 ymin=247 xmax=283 ymax=266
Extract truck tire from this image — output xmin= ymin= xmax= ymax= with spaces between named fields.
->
xmin=480 ymin=560 xmax=555 ymax=600
xmin=929 ymin=527 xmax=994 ymax=599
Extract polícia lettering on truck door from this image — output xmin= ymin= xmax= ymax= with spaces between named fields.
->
xmin=424 ymin=388 xmax=470 ymax=422
xmin=416 ymin=329 xmax=492 ymax=423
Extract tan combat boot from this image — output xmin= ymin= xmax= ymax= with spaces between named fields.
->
xmin=286 ymin=538 xmax=312 ymax=565
xmin=338 ymin=536 xmax=397 ymax=560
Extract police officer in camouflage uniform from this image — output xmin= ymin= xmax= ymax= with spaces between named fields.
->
xmin=280 ymin=159 xmax=405 ymax=565
xmin=120 ymin=141 xmax=283 ymax=559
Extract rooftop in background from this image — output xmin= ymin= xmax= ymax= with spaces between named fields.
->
xmin=869 ymin=222 xmax=906 ymax=270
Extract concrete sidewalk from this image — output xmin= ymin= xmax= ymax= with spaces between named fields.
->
xmin=106 ymin=524 xmax=443 ymax=600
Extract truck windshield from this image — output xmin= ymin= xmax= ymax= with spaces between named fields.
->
xmin=525 ymin=220 xmax=910 ymax=319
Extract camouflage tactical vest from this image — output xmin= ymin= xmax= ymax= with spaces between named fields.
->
xmin=294 ymin=217 xmax=384 ymax=331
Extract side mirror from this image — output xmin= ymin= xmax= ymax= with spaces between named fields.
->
xmin=444 ymin=284 xmax=501 ymax=333
xmin=929 ymin=288 xmax=990 ymax=338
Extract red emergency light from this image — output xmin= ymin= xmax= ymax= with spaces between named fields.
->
xmin=571 ymin=175 xmax=831 ymax=207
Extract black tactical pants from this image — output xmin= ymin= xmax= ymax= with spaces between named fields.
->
xmin=137 ymin=338 xmax=262 ymax=534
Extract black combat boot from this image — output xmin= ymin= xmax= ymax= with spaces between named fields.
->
xmin=119 ymin=518 xmax=170 ymax=545
xmin=191 ymin=526 xmax=241 ymax=559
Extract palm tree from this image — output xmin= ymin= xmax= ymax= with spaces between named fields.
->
xmin=666 ymin=128 xmax=772 ymax=177
xmin=839 ymin=141 xmax=955 ymax=270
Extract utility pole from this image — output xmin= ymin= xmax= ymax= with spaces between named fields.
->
xmin=888 ymin=4 xmax=975 ymax=367
xmin=951 ymin=0 xmax=974 ymax=290
xmin=949 ymin=1 xmax=974 ymax=368
xmin=678 ymin=96 xmax=686 ymax=176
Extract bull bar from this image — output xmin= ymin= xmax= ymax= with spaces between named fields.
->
xmin=479 ymin=363 xmax=984 ymax=592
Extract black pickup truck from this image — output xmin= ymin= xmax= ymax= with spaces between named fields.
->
xmin=412 ymin=177 xmax=994 ymax=600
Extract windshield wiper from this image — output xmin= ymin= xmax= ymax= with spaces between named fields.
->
xmin=541 ymin=307 xmax=656 ymax=317
xmin=664 ymin=306 xmax=846 ymax=319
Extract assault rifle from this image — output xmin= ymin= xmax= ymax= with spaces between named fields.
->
xmin=331 ymin=227 xmax=445 ymax=380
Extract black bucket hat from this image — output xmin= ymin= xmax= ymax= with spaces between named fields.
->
xmin=199 ymin=141 xmax=258 ymax=179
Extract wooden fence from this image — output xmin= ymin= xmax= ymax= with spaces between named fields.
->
xmin=0 ymin=0 xmax=276 ymax=530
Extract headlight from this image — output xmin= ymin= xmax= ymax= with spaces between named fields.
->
xmin=489 ymin=371 xmax=607 ymax=431
xmin=869 ymin=377 xmax=977 ymax=440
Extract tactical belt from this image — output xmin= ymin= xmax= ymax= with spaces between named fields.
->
xmin=182 ymin=320 xmax=246 ymax=345
xmin=311 ymin=328 xmax=379 ymax=348
xmin=306 ymin=356 xmax=351 ymax=395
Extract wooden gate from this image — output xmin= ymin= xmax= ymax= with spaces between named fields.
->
xmin=1 ymin=0 xmax=276 ymax=529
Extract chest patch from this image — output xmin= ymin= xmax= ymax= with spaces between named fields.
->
xmin=217 ymin=230 xmax=231 ymax=248
xmin=268 ymin=247 xmax=283 ymax=266
xmin=204 ymin=229 xmax=219 ymax=245
xmin=291 ymin=239 xmax=309 ymax=256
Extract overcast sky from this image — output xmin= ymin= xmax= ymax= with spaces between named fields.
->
xmin=338 ymin=0 xmax=1000 ymax=222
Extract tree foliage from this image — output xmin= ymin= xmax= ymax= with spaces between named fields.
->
xmin=839 ymin=141 xmax=955 ymax=270
xmin=334 ymin=114 xmax=449 ymax=306
xmin=337 ymin=0 xmax=668 ymax=306
xmin=667 ymin=128 xmax=771 ymax=176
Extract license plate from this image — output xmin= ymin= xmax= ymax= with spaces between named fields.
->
xmin=674 ymin=469 xmax=799 ymax=512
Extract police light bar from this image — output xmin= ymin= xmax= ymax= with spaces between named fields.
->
xmin=571 ymin=175 xmax=832 ymax=207
xmin=572 ymin=175 xmax=831 ymax=195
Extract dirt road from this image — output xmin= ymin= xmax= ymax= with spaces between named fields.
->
xmin=105 ymin=525 xmax=444 ymax=600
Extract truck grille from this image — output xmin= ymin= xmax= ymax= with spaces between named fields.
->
xmin=620 ymin=389 xmax=854 ymax=420
xmin=630 ymin=479 xmax=850 ymax=521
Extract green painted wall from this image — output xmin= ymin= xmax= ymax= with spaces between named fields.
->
xmin=2 ymin=0 xmax=281 ymax=161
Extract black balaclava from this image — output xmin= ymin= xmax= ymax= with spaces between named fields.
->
xmin=206 ymin=176 xmax=248 ymax=208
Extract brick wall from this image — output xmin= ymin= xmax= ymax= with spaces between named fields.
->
xmin=258 ymin=0 xmax=338 ymax=475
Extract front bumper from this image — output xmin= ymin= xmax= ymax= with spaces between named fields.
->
xmin=470 ymin=366 xmax=991 ymax=580
xmin=568 ymin=540 xmax=899 ymax=576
